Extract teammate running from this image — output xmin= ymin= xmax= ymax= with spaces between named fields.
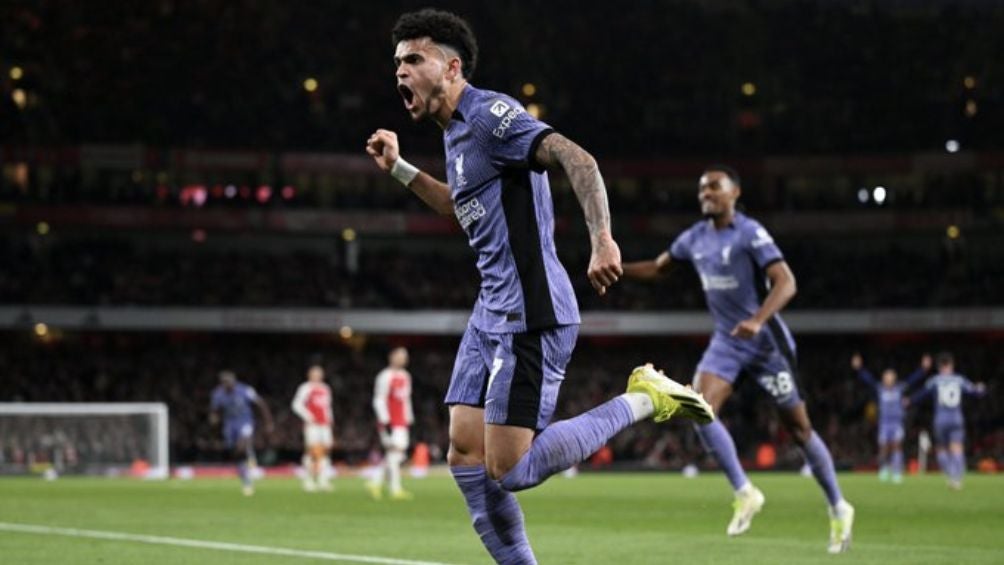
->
xmin=622 ymin=165 xmax=855 ymax=553
xmin=210 ymin=370 xmax=274 ymax=496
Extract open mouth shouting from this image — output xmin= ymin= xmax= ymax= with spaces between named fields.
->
xmin=398 ymin=83 xmax=418 ymax=113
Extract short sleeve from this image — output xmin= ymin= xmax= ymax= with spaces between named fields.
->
xmin=746 ymin=221 xmax=784 ymax=269
xmin=244 ymin=386 xmax=258 ymax=401
xmin=668 ymin=231 xmax=692 ymax=262
xmin=474 ymin=96 xmax=553 ymax=170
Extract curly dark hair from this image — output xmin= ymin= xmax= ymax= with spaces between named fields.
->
xmin=392 ymin=9 xmax=478 ymax=79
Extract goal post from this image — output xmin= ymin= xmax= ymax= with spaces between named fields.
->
xmin=0 ymin=403 xmax=169 ymax=479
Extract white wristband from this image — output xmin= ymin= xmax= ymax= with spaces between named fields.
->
xmin=390 ymin=157 xmax=420 ymax=186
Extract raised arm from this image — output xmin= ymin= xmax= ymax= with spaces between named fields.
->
xmin=852 ymin=354 xmax=879 ymax=388
xmin=732 ymin=260 xmax=797 ymax=339
xmin=534 ymin=132 xmax=622 ymax=295
xmin=857 ymin=368 xmax=879 ymax=388
xmin=851 ymin=353 xmax=878 ymax=387
xmin=366 ymin=128 xmax=454 ymax=215
xmin=903 ymin=354 xmax=932 ymax=389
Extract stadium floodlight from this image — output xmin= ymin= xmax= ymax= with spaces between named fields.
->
xmin=0 ymin=403 xmax=169 ymax=479
xmin=873 ymin=186 xmax=887 ymax=204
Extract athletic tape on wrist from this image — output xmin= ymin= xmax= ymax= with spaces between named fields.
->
xmin=390 ymin=157 xmax=419 ymax=186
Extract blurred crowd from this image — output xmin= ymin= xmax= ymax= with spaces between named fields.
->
xmin=0 ymin=332 xmax=1000 ymax=471
xmin=2 ymin=167 xmax=1001 ymax=213
xmin=2 ymin=1 xmax=1000 ymax=155
xmin=3 ymin=231 xmax=999 ymax=309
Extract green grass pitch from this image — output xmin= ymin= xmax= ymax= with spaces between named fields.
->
xmin=1 ymin=472 xmax=1002 ymax=564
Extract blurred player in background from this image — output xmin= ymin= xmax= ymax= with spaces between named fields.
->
xmin=907 ymin=352 xmax=986 ymax=489
xmin=209 ymin=370 xmax=274 ymax=496
xmin=291 ymin=364 xmax=334 ymax=492
xmin=622 ymin=166 xmax=855 ymax=553
xmin=367 ymin=9 xmax=712 ymax=563
xmin=850 ymin=353 xmax=930 ymax=483
xmin=367 ymin=347 xmax=414 ymax=500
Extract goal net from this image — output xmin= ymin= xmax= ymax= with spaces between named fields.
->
xmin=0 ymin=403 xmax=169 ymax=479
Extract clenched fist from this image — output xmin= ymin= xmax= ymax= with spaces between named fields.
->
xmin=366 ymin=129 xmax=400 ymax=172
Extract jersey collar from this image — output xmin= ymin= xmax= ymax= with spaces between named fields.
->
xmin=451 ymin=83 xmax=476 ymax=123
xmin=706 ymin=212 xmax=741 ymax=230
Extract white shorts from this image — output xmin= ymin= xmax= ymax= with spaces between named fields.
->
xmin=303 ymin=423 xmax=333 ymax=448
xmin=381 ymin=427 xmax=410 ymax=451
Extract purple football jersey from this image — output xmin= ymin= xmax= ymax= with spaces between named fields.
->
xmin=211 ymin=382 xmax=257 ymax=426
xmin=858 ymin=367 xmax=926 ymax=426
xmin=669 ymin=212 xmax=795 ymax=356
xmin=913 ymin=373 xmax=981 ymax=427
xmin=443 ymin=85 xmax=579 ymax=333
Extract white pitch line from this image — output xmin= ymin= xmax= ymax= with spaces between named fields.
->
xmin=0 ymin=522 xmax=465 ymax=565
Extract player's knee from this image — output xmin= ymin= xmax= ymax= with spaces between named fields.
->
xmin=447 ymin=441 xmax=484 ymax=467
xmin=698 ymin=396 xmax=723 ymax=415
xmin=790 ymin=426 xmax=813 ymax=446
xmin=485 ymin=459 xmax=514 ymax=482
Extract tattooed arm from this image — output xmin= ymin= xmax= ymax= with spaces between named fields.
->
xmin=534 ymin=133 xmax=622 ymax=295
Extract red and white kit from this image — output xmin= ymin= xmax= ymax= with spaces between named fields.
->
xmin=373 ymin=368 xmax=413 ymax=450
xmin=292 ymin=381 xmax=333 ymax=447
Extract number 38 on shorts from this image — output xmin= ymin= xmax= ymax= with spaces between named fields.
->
xmin=757 ymin=371 xmax=800 ymax=404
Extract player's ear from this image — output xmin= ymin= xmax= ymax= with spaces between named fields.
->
xmin=447 ymin=57 xmax=462 ymax=82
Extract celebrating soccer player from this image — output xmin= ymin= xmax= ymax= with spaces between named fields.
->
xmin=622 ymin=166 xmax=855 ymax=553
xmin=367 ymin=347 xmax=415 ymax=500
xmin=907 ymin=352 xmax=986 ymax=489
xmin=209 ymin=370 xmax=274 ymax=496
xmin=366 ymin=9 xmax=713 ymax=563
xmin=291 ymin=364 xmax=335 ymax=492
xmin=851 ymin=353 xmax=929 ymax=483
